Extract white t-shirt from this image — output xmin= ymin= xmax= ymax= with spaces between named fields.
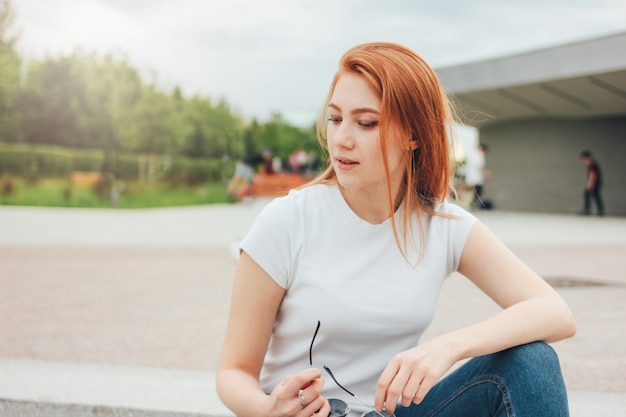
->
xmin=241 ymin=184 xmax=477 ymax=414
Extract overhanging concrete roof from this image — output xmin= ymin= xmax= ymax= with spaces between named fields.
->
xmin=435 ymin=31 xmax=626 ymax=128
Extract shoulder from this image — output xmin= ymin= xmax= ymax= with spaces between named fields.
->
xmin=425 ymin=200 xmax=479 ymax=271
xmin=271 ymin=183 xmax=336 ymax=209
xmin=241 ymin=184 xmax=335 ymax=288
xmin=429 ymin=200 xmax=478 ymax=242
xmin=254 ymin=184 xmax=334 ymax=224
xmin=289 ymin=183 xmax=336 ymax=201
xmin=434 ymin=199 xmax=476 ymax=219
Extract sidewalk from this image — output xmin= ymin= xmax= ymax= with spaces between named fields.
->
xmin=0 ymin=202 xmax=625 ymax=416
xmin=2 ymin=200 xmax=625 ymax=248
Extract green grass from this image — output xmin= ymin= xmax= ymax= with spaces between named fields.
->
xmin=0 ymin=177 xmax=232 ymax=208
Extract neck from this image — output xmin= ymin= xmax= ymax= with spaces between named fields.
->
xmin=338 ymin=183 xmax=404 ymax=225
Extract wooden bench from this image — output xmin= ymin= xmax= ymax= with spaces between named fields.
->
xmin=251 ymin=173 xmax=310 ymax=197
xmin=71 ymin=172 xmax=103 ymax=187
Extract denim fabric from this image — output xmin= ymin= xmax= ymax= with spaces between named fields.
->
xmin=395 ymin=342 xmax=569 ymax=417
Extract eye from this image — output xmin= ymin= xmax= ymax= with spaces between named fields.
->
xmin=328 ymin=115 xmax=342 ymax=124
xmin=359 ymin=120 xmax=378 ymax=128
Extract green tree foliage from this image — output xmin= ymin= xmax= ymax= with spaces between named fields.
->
xmin=257 ymin=113 xmax=319 ymax=162
xmin=124 ymin=83 xmax=175 ymax=154
xmin=15 ymin=51 xmax=261 ymax=160
xmin=0 ymin=0 xmax=324 ymax=183
xmin=19 ymin=51 xmax=145 ymax=151
xmin=0 ymin=0 xmax=21 ymax=142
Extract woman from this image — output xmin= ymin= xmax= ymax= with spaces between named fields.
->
xmin=216 ymin=42 xmax=576 ymax=417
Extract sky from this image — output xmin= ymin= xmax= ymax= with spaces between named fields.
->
xmin=10 ymin=0 xmax=626 ymax=130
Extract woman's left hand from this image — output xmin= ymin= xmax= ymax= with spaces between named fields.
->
xmin=374 ymin=337 xmax=458 ymax=414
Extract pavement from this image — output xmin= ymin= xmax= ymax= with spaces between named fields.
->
xmin=0 ymin=199 xmax=625 ymax=416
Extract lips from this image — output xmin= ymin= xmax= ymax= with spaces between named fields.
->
xmin=336 ymin=157 xmax=358 ymax=165
xmin=335 ymin=157 xmax=359 ymax=171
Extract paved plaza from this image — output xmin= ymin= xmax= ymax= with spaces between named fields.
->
xmin=0 ymin=200 xmax=625 ymax=416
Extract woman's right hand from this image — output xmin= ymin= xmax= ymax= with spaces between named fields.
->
xmin=267 ymin=367 xmax=330 ymax=417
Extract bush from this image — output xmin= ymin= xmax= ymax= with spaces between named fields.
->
xmin=1 ymin=176 xmax=17 ymax=196
xmin=91 ymin=173 xmax=113 ymax=200
xmin=0 ymin=144 xmax=90 ymax=177
xmin=163 ymin=157 xmax=234 ymax=186
xmin=0 ymin=176 xmax=231 ymax=208
xmin=117 ymin=154 xmax=140 ymax=180
xmin=71 ymin=152 xmax=106 ymax=172
xmin=0 ymin=143 xmax=234 ymax=185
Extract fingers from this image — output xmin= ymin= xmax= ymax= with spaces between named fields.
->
xmin=412 ymin=373 xmax=438 ymax=404
xmin=375 ymin=361 xmax=400 ymax=412
xmin=296 ymin=388 xmax=329 ymax=415
xmin=276 ymin=368 xmax=328 ymax=417
xmin=376 ymin=362 xmax=418 ymax=413
xmin=291 ymin=367 xmax=323 ymax=389
xmin=374 ymin=354 xmax=440 ymax=413
xmin=400 ymin=372 xmax=423 ymax=407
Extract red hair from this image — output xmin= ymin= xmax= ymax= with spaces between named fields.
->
xmin=309 ymin=42 xmax=455 ymax=260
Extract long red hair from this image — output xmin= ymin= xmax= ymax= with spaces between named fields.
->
xmin=308 ymin=42 xmax=455 ymax=259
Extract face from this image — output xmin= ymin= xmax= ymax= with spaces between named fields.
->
xmin=326 ymin=72 xmax=405 ymax=196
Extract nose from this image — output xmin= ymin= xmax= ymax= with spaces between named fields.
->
xmin=330 ymin=121 xmax=355 ymax=150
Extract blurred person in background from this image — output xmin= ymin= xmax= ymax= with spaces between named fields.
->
xmin=579 ymin=150 xmax=604 ymax=216
xmin=228 ymin=149 xmax=274 ymax=201
xmin=465 ymin=143 xmax=491 ymax=209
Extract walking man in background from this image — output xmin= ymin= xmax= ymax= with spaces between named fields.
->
xmin=579 ymin=150 xmax=604 ymax=216
xmin=466 ymin=143 xmax=491 ymax=209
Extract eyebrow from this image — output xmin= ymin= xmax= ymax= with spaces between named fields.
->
xmin=327 ymin=103 xmax=379 ymax=115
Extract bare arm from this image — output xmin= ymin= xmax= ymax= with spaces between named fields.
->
xmin=375 ymin=221 xmax=576 ymax=413
xmin=216 ymin=251 xmax=330 ymax=417
xmin=451 ymin=221 xmax=576 ymax=350
xmin=587 ymin=170 xmax=597 ymax=189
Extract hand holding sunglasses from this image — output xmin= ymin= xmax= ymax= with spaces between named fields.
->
xmin=308 ymin=320 xmax=396 ymax=417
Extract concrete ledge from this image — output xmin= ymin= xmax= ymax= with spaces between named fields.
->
xmin=0 ymin=399 xmax=209 ymax=417
xmin=0 ymin=358 xmax=233 ymax=417
xmin=2 ymin=358 xmax=626 ymax=416
xmin=568 ymin=390 xmax=626 ymax=417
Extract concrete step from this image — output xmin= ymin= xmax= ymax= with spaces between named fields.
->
xmin=0 ymin=358 xmax=231 ymax=417
xmin=1 ymin=358 xmax=625 ymax=416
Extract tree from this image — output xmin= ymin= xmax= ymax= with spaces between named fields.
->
xmin=254 ymin=113 xmax=319 ymax=163
xmin=0 ymin=0 xmax=21 ymax=142
xmin=180 ymin=97 xmax=244 ymax=159
xmin=123 ymin=83 xmax=175 ymax=154
xmin=19 ymin=51 xmax=149 ymax=152
xmin=81 ymin=52 xmax=144 ymax=152
xmin=19 ymin=55 xmax=89 ymax=147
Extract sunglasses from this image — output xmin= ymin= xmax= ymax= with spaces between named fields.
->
xmin=309 ymin=320 xmax=396 ymax=417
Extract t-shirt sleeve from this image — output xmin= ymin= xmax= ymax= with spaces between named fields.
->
xmin=240 ymin=196 xmax=295 ymax=288
xmin=436 ymin=201 xmax=478 ymax=273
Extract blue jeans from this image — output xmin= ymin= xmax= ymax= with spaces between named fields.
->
xmin=395 ymin=342 xmax=569 ymax=417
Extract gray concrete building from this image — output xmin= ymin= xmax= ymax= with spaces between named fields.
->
xmin=436 ymin=31 xmax=626 ymax=216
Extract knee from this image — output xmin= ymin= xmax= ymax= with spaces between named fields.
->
xmin=524 ymin=341 xmax=557 ymax=359
xmin=505 ymin=341 xmax=558 ymax=365
xmin=501 ymin=343 xmax=569 ymax=414
xmin=499 ymin=342 xmax=564 ymax=383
